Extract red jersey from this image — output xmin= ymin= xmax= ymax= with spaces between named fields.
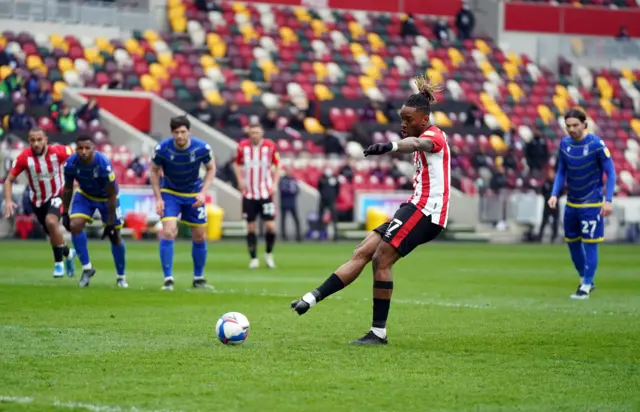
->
xmin=9 ymin=145 xmax=73 ymax=207
xmin=408 ymin=126 xmax=451 ymax=227
xmin=235 ymin=138 xmax=280 ymax=200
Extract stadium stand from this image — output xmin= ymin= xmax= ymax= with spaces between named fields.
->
xmin=1 ymin=0 xmax=640 ymax=208
xmin=510 ymin=0 xmax=637 ymax=7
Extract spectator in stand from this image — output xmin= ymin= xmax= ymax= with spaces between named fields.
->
xmin=464 ymin=103 xmax=483 ymax=128
xmin=433 ymin=18 xmax=451 ymax=41
xmin=401 ymin=13 xmax=419 ymax=38
xmin=49 ymin=98 xmax=63 ymax=120
xmin=503 ymin=148 xmax=519 ymax=171
xmin=222 ymin=103 xmax=244 ymax=128
xmin=455 ymin=2 xmax=475 ymax=40
xmin=190 ymin=99 xmax=216 ymax=126
xmin=128 ymin=156 xmax=147 ymax=178
xmin=359 ymin=101 xmax=377 ymax=123
xmin=471 ymin=146 xmax=490 ymax=170
xmin=279 ymin=169 xmax=301 ymax=242
xmin=502 ymin=126 xmax=519 ymax=148
xmin=397 ymin=175 xmax=413 ymax=191
xmin=7 ymin=102 xmax=35 ymax=131
xmin=260 ymin=109 xmax=278 ymax=130
xmin=616 ymin=26 xmax=630 ymax=41
xmin=0 ymin=71 xmax=23 ymax=98
xmin=56 ymin=104 xmax=78 ymax=133
xmin=490 ymin=165 xmax=508 ymax=191
xmin=371 ymin=159 xmax=389 ymax=181
xmin=288 ymin=111 xmax=306 ymax=131
xmin=195 ymin=0 xmax=220 ymax=12
xmin=30 ymin=80 xmax=52 ymax=106
xmin=106 ymin=72 xmax=124 ymax=90
xmin=538 ymin=169 xmax=559 ymax=243
xmin=525 ymin=129 xmax=549 ymax=172
xmin=317 ymin=168 xmax=340 ymax=241
xmin=77 ymin=96 xmax=100 ymax=123
xmin=389 ymin=158 xmax=405 ymax=180
xmin=323 ymin=129 xmax=345 ymax=155
xmin=0 ymin=49 xmax=16 ymax=69
xmin=339 ymin=158 xmax=356 ymax=183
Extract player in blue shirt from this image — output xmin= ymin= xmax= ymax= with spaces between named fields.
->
xmin=61 ymin=135 xmax=127 ymax=288
xmin=548 ymin=109 xmax=616 ymax=299
xmin=149 ymin=115 xmax=216 ymax=291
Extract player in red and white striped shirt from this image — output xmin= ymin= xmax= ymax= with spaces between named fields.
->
xmin=291 ymin=76 xmax=450 ymax=345
xmin=3 ymin=128 xmax=77 ymax=278
xmin=234 ymin=124 xmax=281 ymax=269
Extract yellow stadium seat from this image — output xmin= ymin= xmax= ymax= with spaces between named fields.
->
xmin=631 ymin=118 xmax=640 ymax=136
xmin=125 ymin=38 xmax=142 ymax=57
xmin=600 ymin=99 xmax=616 ymax=117
xmin=430 ymin=58 xmax=447 ymax=72
xmin=143 ymin=30 xmax=159 ymax=43
xmin=94 ymin=37 xmax=113 ymax=54
xmin=553 ymin=95 xmax=568 ymax=114
xmin=596 ymin=76 xmax=613 ymax=100
xmin=149 ymin=63 xmax=168 ymax=81
xmin=231 ymin=2 xmax=246 ymax=12
xmin=555 ymin=84 xmax=569 ymax=99
xmin=490 ymin=134 xmax=507 ymax=152
xmin=258 ymin=60 xmax=278 ymax=82
xmin=206 ymin=33 xmax=222 ymax=48
xmin=50 ymin=34 xmax=64 ymax=48
xmin=210 ymin=43 xmax=226 ymax=59
xmin=311 ymin=20 xmax=327 ymax=36
xmin=52 ymin=81 xmax=66 ymax=100
xmin=367 ymin=33 xmax=385 ymax=52
xmin=304 ymin=117 xmax=325 ymax=134
xmin=495 ymin=112 xmax=511 ymax=130
xmin=621 ymin=68 xmax=636 ymax=82
xmin=57 ymin=57 xmax=73 ymax=73
xmin=349 ymin=43 xmax=365 ymax=58
xmin=205 ymin=90 xmax=224 ymax=105
xmin=0 ymin=36 xmax=5 ymax=49
xmin=200 ymin=55 xmax=216 ymax=69
xmin=475 ymin=39 xmax=491 ymax=55
xmin=313 ymin=62 xmax=328 ymax=81
xmin=279 ymin=27 xmax=298 ymax=46
xmin=448 ymin=48 xmax=464 ymax=67
xmin=503 ymin=62 xmax=519 ymax=80
xmin=168 ymin=5 xmax=185 ymax=20
xmin=375 ymin=110 xmax=388 ymax=125
xmin=364 ymin=65 xmax=381 ymax=80
xmin=157 ymin=52 xmax=176 ymax=69
xmin=239 ymin=24 xmax=258 ymax=42
xmin=171 ymin=18 xmax=187 ymax=33
xmin=241 ymin=80 xmax=260 ymax=99
xmin=434 ymin=111 xmax=453 ymax=127
xmin=507 ymin=82 xmax=524 ymax=102
xmin=84 ymin=48 xmax=102 ymax=65
xmin=26 ymin=55 xmax=43 ymax=71
xmin=359 ymin=75 xmax=375 ymax=91
xmin=506 ymin=52 xmax=522 ymax=66
xmin=140 ymin=74 xmax=159 ymax=92
xmin=293 ymin=7 xmax=311 ymax=22
xmin=166 ymin=0 xmax=181 ymax=9
xmin=314 ymin=84 xmax=334 ymax=101
xmin=537 ymin=105 xmax=554 ymax=125
xmin=348 ymin=21 xmax=365 ymax=39
xmin=370 ymin=55 xmax=387 ymax=71
xmin=426 ymin=68 xmax=444 ymax=85
xmin=0 ymin=66 xmax=13 ymax=80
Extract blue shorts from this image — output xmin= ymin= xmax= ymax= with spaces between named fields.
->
xmin=564 ymin=205 xmax=604 ymax=243
xmin=161 ymin=190 xmax=207 ymax=227
xmin=70 ymin=190 xmax=123 ymax=228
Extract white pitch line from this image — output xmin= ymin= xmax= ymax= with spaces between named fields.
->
xmin=0 ymin=395 xmax=183 ymax=412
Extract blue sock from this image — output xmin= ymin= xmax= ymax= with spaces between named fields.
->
xmin=567 ymin=241 xmax=585 ymax=279
xmin=582 ymin=243 xmax=599 ymax=286
xmin=159 ymin=239 xmax=174 ymax=278
xmin=72 ymin=232 xmax=91 ymax=266
xmin=192 ymin=241 xmax=207 ymax=278
xmin=111 ymin=241 xmax=126 ymax=276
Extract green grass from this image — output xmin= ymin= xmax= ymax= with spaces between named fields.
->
xmin=1 ymin=240 xmax=639 ymax=412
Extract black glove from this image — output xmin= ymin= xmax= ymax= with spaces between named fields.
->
xmin=102 ymin=224 xmax=117 ymax=240
xmin=363 ymin=142 xmax=393 ymax=157
xmin=62 ymin=213 xmax=71 ymax=231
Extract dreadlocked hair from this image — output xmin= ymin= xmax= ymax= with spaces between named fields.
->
xmin=405 ymin=75 xmax=443 ymax=114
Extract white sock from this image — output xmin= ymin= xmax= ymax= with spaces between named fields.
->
xmin=82 ymin=263 xmax=93 ymax=270
xmin=117 ymin=275 xmax=126 ymax=280
xmin=371 ymin=327 xmax=386 ymax=339
xmin=580 ymin=276 xmax=585 ymax=285
xmin=302 ymin=292 xmax=317 ymax=307
xmin=580 ymin=284 xmax=592 ymax=292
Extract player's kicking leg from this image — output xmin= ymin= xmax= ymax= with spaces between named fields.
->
xmin=290 ymin=230 xmax=382 ymax=314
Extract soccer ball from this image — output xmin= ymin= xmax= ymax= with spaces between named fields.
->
xmin=215 ymin=312 xmax=250 ymax=345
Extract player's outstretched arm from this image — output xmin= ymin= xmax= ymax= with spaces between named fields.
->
xmin=364 ymin=136 xmax=440 ymax=157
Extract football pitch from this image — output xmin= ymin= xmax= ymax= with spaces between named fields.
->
xmin=1 ymin=240 xmax=639 ymax=412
